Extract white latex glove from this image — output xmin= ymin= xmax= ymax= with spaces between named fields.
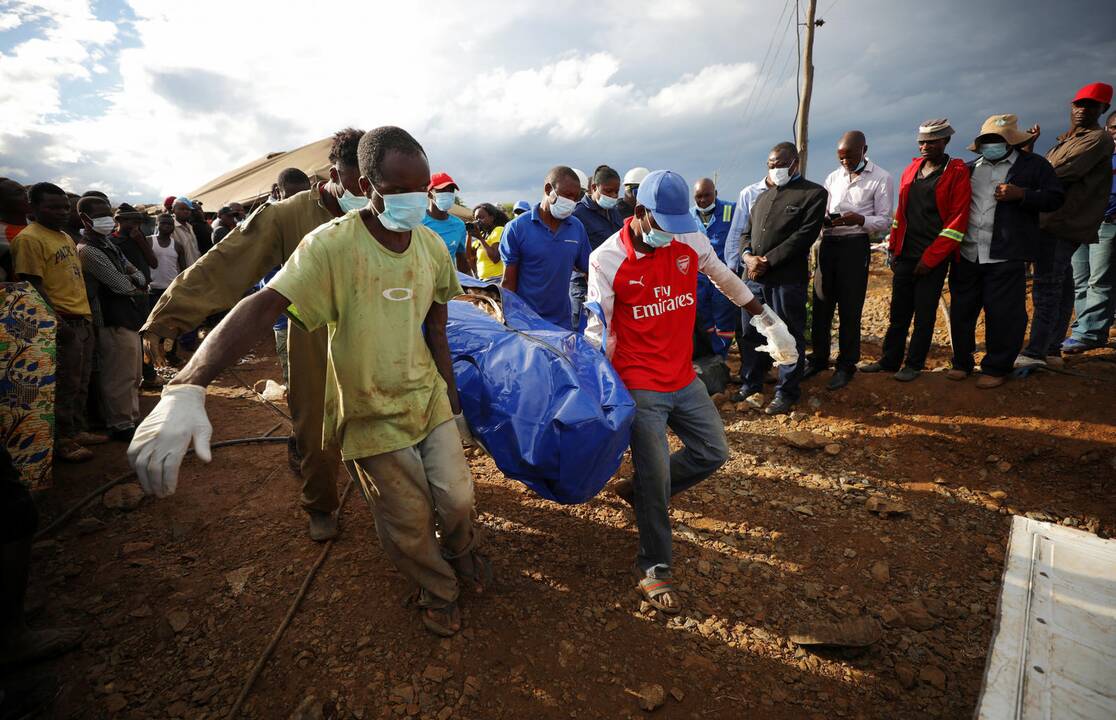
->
xmin=127 ymin=384 xmax=212 ymax=498
xmin=455 ymin=412 xmax=475 ymax=447
xmin=751 ymin=305 xmax=799 ymax=367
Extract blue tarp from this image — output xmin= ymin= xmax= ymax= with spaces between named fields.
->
xmin=448 ymin=277 xmax=634 ymax=504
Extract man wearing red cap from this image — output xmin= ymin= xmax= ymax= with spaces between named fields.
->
xmin=1018 ymin=82 xmax=1114 ymax=367
xmin=423 ymin=172 xmax=470 ymax=274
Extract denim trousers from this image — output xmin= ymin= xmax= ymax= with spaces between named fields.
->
xmin=628 ymin=378 xmax=729 ymax=578
xmin=1023 ymin=233 xmax=1077 ymax=359
xmin=739 ymin=280 xmax=808 ymax=401
xmin=1069 ymin=222 xmax=1116 ymax=345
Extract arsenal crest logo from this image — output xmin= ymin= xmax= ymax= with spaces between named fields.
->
xmin=676 ymin=255 xmax=691 ymax=274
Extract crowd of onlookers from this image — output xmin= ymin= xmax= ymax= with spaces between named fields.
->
xmin=0 ymin=80 xmax=1112 ymax=668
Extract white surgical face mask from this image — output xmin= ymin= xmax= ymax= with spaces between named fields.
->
xmin=768 ymin=166 xmax=793 ymax=187
xmin=433 ymin=191 xmax=456 ymax=212
xmin=338 ymin=189 xmax=368 ymax=213
xmin=91 ymin=216 xmax=116 ymax=235
xmin=547 ymin=192 xmax=576 ymax=220
xmin=697 ymin=201 xmax=715 ymax=213
xmin=596 ymin=193 xmax=619 ymax=210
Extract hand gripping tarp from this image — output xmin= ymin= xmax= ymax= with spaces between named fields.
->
xmin=448 ymin=277 xmax=634 ymax=504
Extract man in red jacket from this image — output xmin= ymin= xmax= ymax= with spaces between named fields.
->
xmin=863 ymin=119 xmax=971 ymax=381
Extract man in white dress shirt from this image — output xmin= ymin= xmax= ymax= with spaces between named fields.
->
xmin=805 ymin=131 xmax=894 ymax=390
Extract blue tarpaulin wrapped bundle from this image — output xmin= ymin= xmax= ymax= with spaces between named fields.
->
xmin=448 ymin=277 xmax=634 ymax=504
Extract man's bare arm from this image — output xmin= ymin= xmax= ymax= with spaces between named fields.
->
xmin=171 ymin=288 xmax=290 ymax=388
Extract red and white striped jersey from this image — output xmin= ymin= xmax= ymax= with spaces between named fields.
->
xmin=587 ymin=217 xmax=755 ymax=393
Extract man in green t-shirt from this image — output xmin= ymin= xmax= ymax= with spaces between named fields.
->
xmin=128 ymin=127 xmax=487 ymax=637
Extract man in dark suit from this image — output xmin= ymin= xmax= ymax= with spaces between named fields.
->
xmin=733 ymin=142 xmax=828 ymax=415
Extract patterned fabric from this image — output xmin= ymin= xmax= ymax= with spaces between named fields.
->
xmin=0 ymin=282 xmax=56 ymax=490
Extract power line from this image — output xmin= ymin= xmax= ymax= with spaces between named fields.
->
xmin=740 ymin=3 xmax=797 ymax=133
xmin=736 ymin=0 xmax=792 ymax=131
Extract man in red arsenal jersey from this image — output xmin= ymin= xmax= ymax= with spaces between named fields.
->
xmin=586 ymin=170 xmax=797 ymax=614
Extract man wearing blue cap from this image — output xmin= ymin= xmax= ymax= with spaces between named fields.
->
xmin=586 ymin=170 xmax=796 ymax=614
xmin=170 ymin=197 xmax=201 ymax=266
xmin=512 ymin=200 xmax=530 ymax=217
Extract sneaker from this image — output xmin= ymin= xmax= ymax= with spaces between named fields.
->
xmin=801 ymin=362 xmax=828 ymax=380
xmin=975 ymin=375 xmax=1006 ymax=389
xmin=72 ymin=431 xmax=109 ymax=446
xmin=826 ymin=369 xmax=854 ymax=391
xmin=859 ymin=361 xmax=894 ymax=374
xmin=308 ymin=511 xmax=339 ymax=542
xmin=1013 ymin=355 xmax=1045 ymax=369
xmin=764 ymin=395 xmax=794 ymax=416
xmin=893 ymin=367 xmax=921 ymax=382
xmin=1061 ymin=337 xmax=1100 ymax=355
xmin=946 ymin=369 xmax=969 ymax=381
xmin=1045 ymin=355 xmax=1065 ymax=368
xmin=55 ymin=441 xmax=93 ymax=463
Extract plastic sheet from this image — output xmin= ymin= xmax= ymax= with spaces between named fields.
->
xmin=448 ymin=277 xmax=634 ymax=504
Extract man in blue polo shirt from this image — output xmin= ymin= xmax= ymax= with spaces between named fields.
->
xmin=691 ymin=177 xmax=738 ymax=357
xmin=500 ymin=166 xmax=591 ymax=330
xmin=423 ymin=171 xmax=470 ymax=274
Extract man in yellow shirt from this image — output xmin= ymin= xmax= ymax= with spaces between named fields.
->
xmin=129 ymin=126 xmax=488 ymax=637
xmin=12 ymin=183 xmax=102 ymax=462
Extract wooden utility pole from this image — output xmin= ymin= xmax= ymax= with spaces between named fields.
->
xmin=795 ymin=0 xmax=818 ymax=177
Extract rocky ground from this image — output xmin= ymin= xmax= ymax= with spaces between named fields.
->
xmin=20 ymin=256 xmax=1116 ymax=719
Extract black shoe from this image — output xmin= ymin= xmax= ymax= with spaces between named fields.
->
xmin=802 ymin=362 xmax=828 ymax=380
xmin=764 ymin=395 xmax=794 ymax=415
xmin=859 ymin=361 xmax=893 ymax=374
xmin=893 ymin=366 xmax=921 ymax=382
xmin=827 ymin=369 xmax=854 ymax=391
xmin=730 ymin=387 xmax=761 ymax=403
xmin=109 ymin=426 xmax=135 ymax=442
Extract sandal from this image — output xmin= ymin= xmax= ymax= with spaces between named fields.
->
xmin=638 ymin=577 xmax=682 ymax=615
xmin=421 ymin=602 xmax=461 ymax=637
xmin=55 ymin=441 xmax=93 ymax=463
xmin=452 ymin=551 xmax=493 ymax=595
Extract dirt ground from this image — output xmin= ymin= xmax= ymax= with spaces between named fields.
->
xmin=23 ymin=256 xmax=1116 ymax=719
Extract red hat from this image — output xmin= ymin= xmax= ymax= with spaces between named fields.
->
xmin=163 ymin=195 xmax=176 ymax=210
xmin=1072 ymin=82 xmax=1113 ymax=105
xmin=428 ymin=172 xmax=457 ymax=191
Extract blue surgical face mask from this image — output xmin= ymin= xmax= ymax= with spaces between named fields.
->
xmin=338 ymin=189 xmax=368 ymax=213
xmin=375 ymin=189 xmax=428 ymax=231
xmin=979 ymin=142 xmax=1010 ymax=162
xmin=597 ymin=193 xmax=619 ymax=209
xmin=433 ymin=191 xmax=456 ymax=212
xmin=853 ymin=158 xmax=867 ymax=173
xmin=641 ymin=215 xmax=674 ymax=248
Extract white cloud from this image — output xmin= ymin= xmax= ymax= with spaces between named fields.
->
xmin=648 ymin=63 xmax=757 ymax=117
xmin=0 ymin=12 xmax=22 ymax=30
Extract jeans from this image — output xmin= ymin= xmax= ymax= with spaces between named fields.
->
xmin=879 ymin=256 xmax=949 ymax=370
xmin=809 ymin=235 xmax=871 ymax=372
xmin=1023 ymin=233 xmax=1076 ymax=359
xmin=1069 ymin=222 xmax=1116 ymax=346
xmin=739 ymin=280 xmax=808 ymax=401
xmin=948 ymin=259 xmax=1027 ymax=377
xmin=629 ymin=378 xmax=729 ymax=578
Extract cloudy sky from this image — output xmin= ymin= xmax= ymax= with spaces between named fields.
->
xmin=1 ymin=0 xmax=1113 ymax=208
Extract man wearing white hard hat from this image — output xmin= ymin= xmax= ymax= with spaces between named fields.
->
xmin=586 ymin=169 xmax=796 ymax=615
xmin=617 ymin=166 xmax=649 ymax=220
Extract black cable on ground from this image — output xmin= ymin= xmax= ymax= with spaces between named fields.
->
xmin=226 ymin=480 xmax=354 ymax=719
xmin=34 ymin=427 xmax=287 ymax=540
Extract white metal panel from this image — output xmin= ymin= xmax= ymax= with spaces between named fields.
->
xmin=976 ymin=516 xmax=1116 ymax=720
